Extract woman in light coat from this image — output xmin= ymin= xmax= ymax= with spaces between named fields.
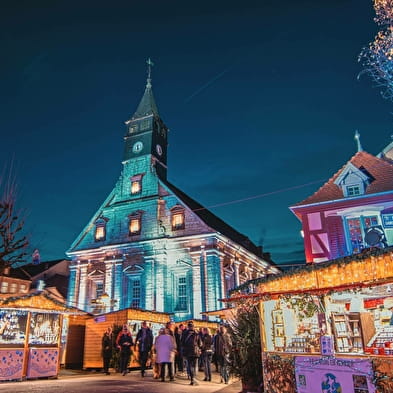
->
xmin=155 ymin=328 xmax=176 ymax=382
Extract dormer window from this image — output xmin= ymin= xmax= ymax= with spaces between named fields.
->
xmin=334 ymin=163 xmax=370 ymax=198
xmin=130 ymin=174 xmax=144 ymax=195
xmin=129 ymin=212 xmax=142 ymax=236
xmin=171 ymin=206 xmax=185 ymax=230
xmin=94 ymin=217 xmax=108 ymax=242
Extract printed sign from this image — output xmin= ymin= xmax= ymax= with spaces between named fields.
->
xmin=295 ymin=356 xmax=375 ymax=393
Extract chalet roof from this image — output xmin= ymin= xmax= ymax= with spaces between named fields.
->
xmin=292 ymin=151 xmax=393 ymax=207
xmin=2 ymin=267 xmax=31 ymax=281
xmin=163 ymin=180 xmax=276 ymax=265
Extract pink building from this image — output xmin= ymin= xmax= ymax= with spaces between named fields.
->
xmin=290 ymin=139 xmax=393 ymax=263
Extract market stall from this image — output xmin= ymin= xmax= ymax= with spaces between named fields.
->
xmin=0 ymin=291 xmax=86 ymax=381
xmin=229 ymin=248 xmax=393 ymax=393
xmin=83 ymin=308 xmax=171 ymax=370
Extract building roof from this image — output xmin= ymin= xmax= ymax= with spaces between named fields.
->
xmin=16 ymin=259 xmax=67 ymax=279
xmin=163 ymin=180 xmax=275 ymax=265
xmin=129 ymin=78 xmax=159 ymax=120
xmin=292 ymin=151 xmax=393 ymax=207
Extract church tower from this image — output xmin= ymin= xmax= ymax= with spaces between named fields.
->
xmin=123 ymin=59 xmax=168 ymax=181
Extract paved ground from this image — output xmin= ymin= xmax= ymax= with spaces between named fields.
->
xmin=0 ymin=368 xmax=243 ymax=393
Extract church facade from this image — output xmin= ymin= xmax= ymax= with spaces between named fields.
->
xmin=66 ymin=65 xmax=279 ymax=321
xmin=290 ymin=136 xmax=393 ymax=263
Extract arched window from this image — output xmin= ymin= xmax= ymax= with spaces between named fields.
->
xmin=171 ymin=205 xmax=185 ymax=231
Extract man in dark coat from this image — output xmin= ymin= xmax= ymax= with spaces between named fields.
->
xmin=214 ymin=325 xmax=232 ymax=384
xmin=181 ymin=322 xmax=202 ymax=385
xmin=101 ymin=327 xmax=113 ymax=375
xmin=135 ymin=321 xmax=153 ymax=377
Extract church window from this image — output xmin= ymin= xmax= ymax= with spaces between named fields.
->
xmin=176 ymin=276 xmax=187 ymax=311
xmin=94 ymin=217 xmax=108 ymax=242
xmin=130 ymin=174 xmax=144 ymax=195
xmin=128 ymin=211 xmax=143 ymax=236
xmin=95 ymin=282 xmax=104 ymax=299
xmin=171 ymin=206 xmax=185 ymax=230
xmin=140 ymin=118 xmax=150 ymax=130
xmin=95 ymin=225 xmax=106 ymax=242
xmin=131 ymin=279 xmax=141 ymax=308
xmin=131 ymin=180 xmax=141 ymax=194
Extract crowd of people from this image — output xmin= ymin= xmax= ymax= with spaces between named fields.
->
xmin=101 ymin=321 xmax=232 ymax=386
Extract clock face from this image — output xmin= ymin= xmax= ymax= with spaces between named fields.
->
xmin=132 ymin=141 xmax=143 ymax=153
xmin=156 ymin=144 xmax=163 ymax=156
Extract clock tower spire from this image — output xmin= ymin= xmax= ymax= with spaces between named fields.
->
xmin=123 ymin=59 xmax=168 ymax=180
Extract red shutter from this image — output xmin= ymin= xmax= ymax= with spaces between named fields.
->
xmin=326 ymin=216 xmax=347 ymax=259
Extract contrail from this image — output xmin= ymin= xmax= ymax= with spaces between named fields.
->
xmin=185 ymin=66 xmax=232 ymax=103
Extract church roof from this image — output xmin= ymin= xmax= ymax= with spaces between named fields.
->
xmin=293 ymin=151 xmax=393 ymax=207
xmin=162 ymin=180 xmax=275 ymax=264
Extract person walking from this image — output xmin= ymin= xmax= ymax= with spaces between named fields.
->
xmin=174 ymin=324 xmax=185 ymax=375
xmin=135 ymin=321 xmax=153 ymax=377
xmin=181 ymin=322 xmax=202 ymax=385
xmin=116 ymin=324 xmax=134 ymax=376
xmin=155 ymin=328 xmax=176 ymax=382
xmin=201 ymin=327 xmax=213 ymax=381
xmin=214 ymin=325 xmax=232 ymax=384
xmin=101 ymin=326 xmax=113 ymax=375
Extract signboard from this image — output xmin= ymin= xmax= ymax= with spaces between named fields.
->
xmin=382 ymin=214 xmax=393 ymax=228
xmin=295 ymin=356 xmax=375 ymax=393
xmin=0 ymin=349 xmax=24 ymax=381
xmin=0 ymin=309 xmax=28 ymax=345
xmin=29 ymin=313 xmax=60 ymax=345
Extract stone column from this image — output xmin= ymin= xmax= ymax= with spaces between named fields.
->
xmin=67 ymin=263 xmax=78 ymax=308
xmin=155 ymin=255 xmax=165 ymax=312
xmin=78 ymin=263 xmax=88 ymax=311
xmin=113 ymin=260 xmax=123 ymax=310
xmin=144 ymin=256 xmax=156 ymax=311
xmin=233 ymin=260 xmax=241 ymax=288
xmin=190 ymin=251 xmax=203 ymax=319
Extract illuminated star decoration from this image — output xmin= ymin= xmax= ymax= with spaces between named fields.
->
xmin=359 ymin=0 xmax=393 ymax=100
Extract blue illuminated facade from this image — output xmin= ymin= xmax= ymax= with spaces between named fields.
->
xmin=66 ymin=66 xmax=279 ymax=321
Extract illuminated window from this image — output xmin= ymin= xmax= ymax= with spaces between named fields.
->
xmin=129 ymin=212 xmax=142 ymax=236
xmin=130 ymin=174 xmax=144 ymax=195
xmin=0 ymin=282 xmax=8 ymax=293
xmin=346 ymin=215 xmax=379 ymax=254
xmin=176 ymin=276 xmax=187 ymax=311
xmin=131 ymin=180 xmax=141 ymax=194
xmin=171 ymin=207 xmax=185 ymax=230
xmin=131 ymin=279 xmax=141 ymax=308
xmin=95 ymin=225 xmax=105 ymax=241
xmin=20 ymin=284 xmax=27 ymax=293
xmin=10 ymin=283 xmax=17 ymax=293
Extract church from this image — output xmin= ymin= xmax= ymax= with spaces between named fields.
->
xmin=66 ymin=62 xmax=279 ymax=321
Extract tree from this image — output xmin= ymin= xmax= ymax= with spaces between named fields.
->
xmin=227 ymin=300 xmax=263 ymax=393
xmin=0 ymin=167 xmax=28 ymax=274
xmin=359 ymin=0 xmax=393 ymax=100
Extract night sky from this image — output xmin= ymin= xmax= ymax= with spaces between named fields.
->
xmin=1 ymin=1 xmax=392 ymax=267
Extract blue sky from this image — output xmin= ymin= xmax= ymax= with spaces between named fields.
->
xmin=1 ymin=0 xmax=392 ymax=266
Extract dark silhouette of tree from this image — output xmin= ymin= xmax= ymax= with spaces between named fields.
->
xmin=0 ymin=167 xmax=28 ymax=274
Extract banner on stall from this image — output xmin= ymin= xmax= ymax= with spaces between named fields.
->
xmin=295 ymin=356 xmax=375 ymax=393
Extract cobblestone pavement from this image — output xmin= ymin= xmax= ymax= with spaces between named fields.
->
xmin=0 ymin=368 xmax=242 ymax=393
